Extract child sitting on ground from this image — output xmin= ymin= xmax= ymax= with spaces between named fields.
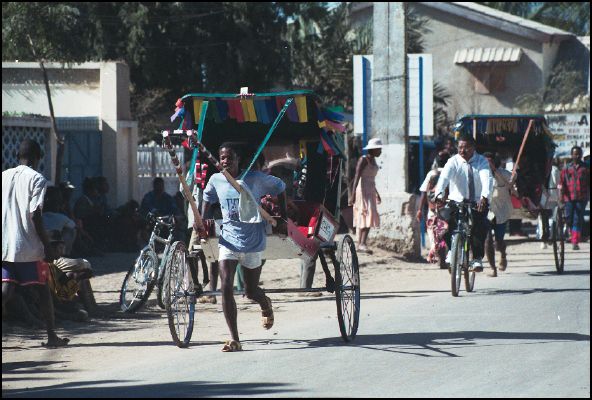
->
xmin=46 ymin=231 xmax=99 ymax=320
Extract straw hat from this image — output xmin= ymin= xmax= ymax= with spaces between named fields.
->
xmin=363 ymin=138 xmax=383 ymax=150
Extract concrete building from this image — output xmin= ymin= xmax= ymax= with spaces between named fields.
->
xmin=2 ymin=61 xmax=138 ymax=207
xmin=349 ymin=2 xmax=589 ymax=257
xmin=350 ymin=2 xmax=588 ymax=119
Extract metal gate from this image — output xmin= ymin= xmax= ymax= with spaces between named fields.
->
xmin=58 ymin=118 xmax=102 ymax=201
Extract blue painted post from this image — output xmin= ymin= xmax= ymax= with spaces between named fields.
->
xmin=362 ymin=56 xmax=368 ymax=155
xmin=419 ymin=57 xmax=425 ymax=248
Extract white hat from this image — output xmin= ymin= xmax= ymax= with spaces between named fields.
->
xmin=363 ymin=137 xmax=383 ymax=150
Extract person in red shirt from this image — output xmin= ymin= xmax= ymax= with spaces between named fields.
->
xmin=560 ymin=146 xmax=590 ymax=250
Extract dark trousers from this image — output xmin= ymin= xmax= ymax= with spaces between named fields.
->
xmin=447 ymin=207 xmax=489 ymax=260
xmin=564 ymin=200 xmax=587 ymax=233
xmin=300 ymin=254 xmax=318 ymax=289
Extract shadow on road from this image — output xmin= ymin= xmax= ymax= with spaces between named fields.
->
xmin=2 ymin=379 xmax=299 ymax=398
xmin=478 ymin=287 xmax=589 ymax=296
xmin=242 ymin=330 xmax=590 ymax=359
xmin=528 ymin=270 xmax=590 ymax=277
xmin=2 ymin=360 xmax=71 ymax=374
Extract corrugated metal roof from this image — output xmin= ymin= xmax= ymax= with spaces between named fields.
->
xmin=449 ymin=3 xmax=573 ymax=37
xmin=454 ymin=47 xmax=522 ymax=64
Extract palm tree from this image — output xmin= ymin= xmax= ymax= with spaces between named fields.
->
xmin=482 ymin=2 xmax=590 ymax=35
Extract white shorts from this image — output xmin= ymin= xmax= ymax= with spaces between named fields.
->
xmin=218 ymin=245 xmax=263 ymax=269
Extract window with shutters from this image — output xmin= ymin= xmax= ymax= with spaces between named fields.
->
xmin=471 ymin=66 xmax=507 ymax=94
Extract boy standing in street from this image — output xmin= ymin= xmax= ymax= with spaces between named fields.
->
xmin=2 ymin=139 xmax=69 ymax=347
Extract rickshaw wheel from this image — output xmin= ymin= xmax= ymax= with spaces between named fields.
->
xmin=164 ymin=241 xmax=195 ymax=348
xmin=335 ymin=235 xmax=360 ymax=342
xmin=552 ymin=209 xmax=565 ymax=273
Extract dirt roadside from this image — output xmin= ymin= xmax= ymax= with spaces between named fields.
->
xmin=2 ymin=239 xmax=587 ymax=389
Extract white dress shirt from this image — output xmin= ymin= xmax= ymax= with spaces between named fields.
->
xmin=489 ymin=168 xmax=513 ymax=224
xmin=2 ymin=165 xmax=48 ymax=262
xmin=435 ymin=153 xmax=492 ymax=203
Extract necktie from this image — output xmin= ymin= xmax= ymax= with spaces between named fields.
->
xmin=467 ymin=162 xmax=475 ymax=202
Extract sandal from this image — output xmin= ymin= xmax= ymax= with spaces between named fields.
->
xmin=221 ymin=340 xmax=242 ymax=352
xmin=261 ymin=296 xmax=274 ymax=330
xmin=42 ymin=337 xmax=70 ymax=348
xmin=198 ymin=295 xmax=217 ymax=304
xmin=499 ymin=257 xmax=507 ymax=271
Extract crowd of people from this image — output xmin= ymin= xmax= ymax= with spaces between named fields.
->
xmin=1 ymin=140 xmax=159 ymax=341
xmin=416 ymin=135 xmax=590 ymax=276
xmin=3 ymin=135 xmax=589 ymax=351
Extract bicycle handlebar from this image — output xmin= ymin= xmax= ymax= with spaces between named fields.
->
xmin=146 ymin=212 xmax=175 ymax=228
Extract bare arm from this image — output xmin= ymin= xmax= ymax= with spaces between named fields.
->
xmin=350 ymin=157 xmax=368 ymax=205
xmin=416 ymin=192 xmax=427 ymax=221
xmin=202 ymin=200 xmax=212 ymax=219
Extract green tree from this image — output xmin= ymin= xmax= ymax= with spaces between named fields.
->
xmin=481 ymin=2 xmax=590 ymax=35
xmin=3 ymin=2 xmax=95 ymax=184
xmin=515 ymin=61 xmax=589 ymax=113
xmin=3 ymin=3 xmax=294 ymax=142
xmin=285 ymin=2 xmax=353 ymax=109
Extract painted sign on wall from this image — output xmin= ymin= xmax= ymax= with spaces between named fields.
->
xmin=546 ymin=113 xmax=590 ymax=157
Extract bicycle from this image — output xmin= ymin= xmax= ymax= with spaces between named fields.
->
xmin=119 ymin=213 xmax=177 ymax=313
xmin=442 ymin=200 xmax=477 ymax=297
xmin=163 ymin=238 xmax=208 ymax=348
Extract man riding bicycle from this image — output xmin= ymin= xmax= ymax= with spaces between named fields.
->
xmin=434 ymin=133 xmax=492 ymax=272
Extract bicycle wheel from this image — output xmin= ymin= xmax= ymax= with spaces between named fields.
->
xmin=450 ymin=233 xmax=463 ymax=297
xmin=119 ymin=251 xmax=158 ymax=313
xmin=164 ymin=241 xmax=195 ymax=348
xmin=156 ymin=255 xmax=167 ymax=310
xmin=552 ymin=210 xmax=565 ymax=273
xmin=464 ymin=249 xmax=476 ymax=292
xmin=335 ymin=235 xmax=360 ymax=342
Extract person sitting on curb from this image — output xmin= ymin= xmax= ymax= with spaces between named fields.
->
xmin=46 ymin=230 xmax=99 ymax=320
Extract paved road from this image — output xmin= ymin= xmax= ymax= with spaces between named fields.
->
xmin=2 ymin=242 xmax=590 ymax=397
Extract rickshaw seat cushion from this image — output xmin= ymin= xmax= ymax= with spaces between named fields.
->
xmin=292 ymin=201 xmax=323 ymax=237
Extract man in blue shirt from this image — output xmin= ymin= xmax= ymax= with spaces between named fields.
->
xmin=140 ymin=177 xmax=178 ymax=218
xmin=202 ymin=142 xmax=286 ymax=352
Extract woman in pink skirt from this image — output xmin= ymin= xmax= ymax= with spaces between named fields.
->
xmin=350 ymin=138 xmax=382 ymax=253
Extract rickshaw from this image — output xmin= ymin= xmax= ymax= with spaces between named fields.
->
xmin=453 ymin=114 xmax=565 ymax=274
xmin=158 ymin=89 xmax=360 ymax=347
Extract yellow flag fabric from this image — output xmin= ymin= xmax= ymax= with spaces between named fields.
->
xmin=193 ymin=99 xmax=203 ymax=124
xmin=240 ymin=100 xmax=252 ymax=122
xmin=245 ymin=99 xmax=257 ymax=122
xmin=295 ymin=96 xmax=308 ymax=122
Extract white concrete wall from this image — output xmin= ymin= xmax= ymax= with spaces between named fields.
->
xmin=2 ymin=61 xmax=138 ymax=206
xmin=99 ymin=62 xmax=137 ymax=206
xmin=2 ymin=62 xmax=101 ymax=117
xmin=542 ymin=41 xmax=562 ymax=85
